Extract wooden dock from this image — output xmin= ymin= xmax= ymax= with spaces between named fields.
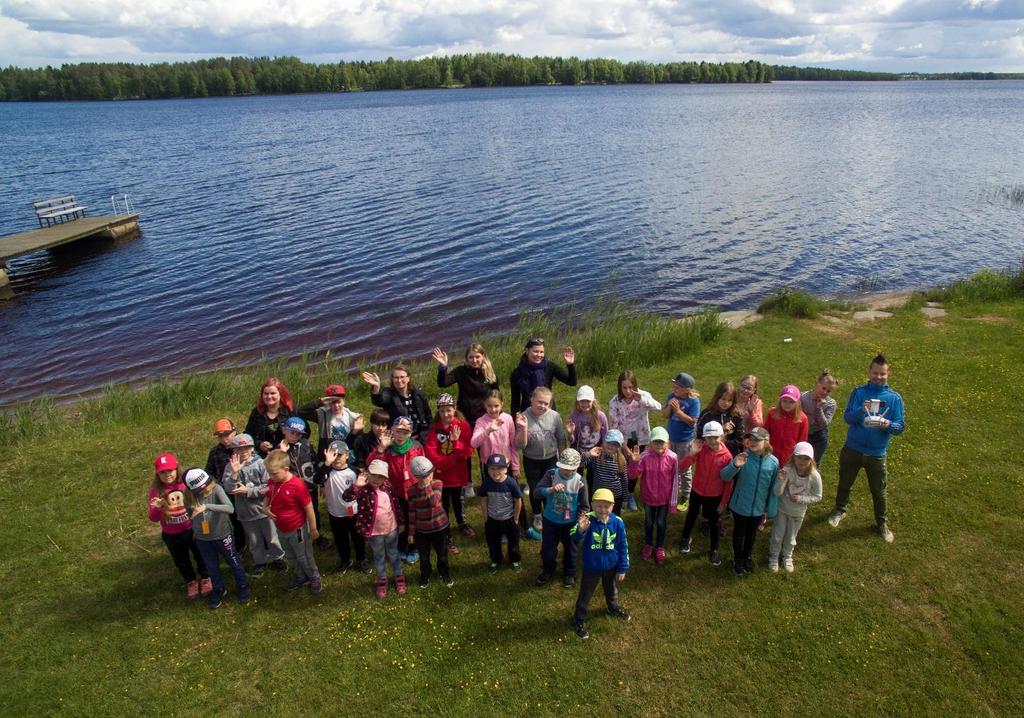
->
xmin=0 ymin=214 xmax=140 ymax=290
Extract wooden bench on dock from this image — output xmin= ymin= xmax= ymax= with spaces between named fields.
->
xmin=33 ymin=195 xmax=88 ymax=227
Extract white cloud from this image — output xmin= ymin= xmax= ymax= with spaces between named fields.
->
xmin=1 ymin=0 xmax=1023 ymax=70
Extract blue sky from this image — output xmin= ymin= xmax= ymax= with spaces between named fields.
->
xmin=2 ymin=0 xmax=1023 ymax=71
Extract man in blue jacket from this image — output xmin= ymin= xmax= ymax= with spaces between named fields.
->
xmin=828 ymin=354 xmax=906 ymax=543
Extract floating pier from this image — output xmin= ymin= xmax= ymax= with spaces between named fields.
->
xmin=0 ymin=213 xmax=140 ymax=291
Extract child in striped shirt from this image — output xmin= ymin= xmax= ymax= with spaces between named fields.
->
xmin=407 ymin=456 xmax=453 ymax=588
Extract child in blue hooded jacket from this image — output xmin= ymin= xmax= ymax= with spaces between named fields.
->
xmin=720 ymin=426 xmax=779 ymax=576
xmin=570 ymin=487 xmax=630 ymax=639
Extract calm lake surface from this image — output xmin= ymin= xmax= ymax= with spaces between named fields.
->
xmin=1 ymin=82 xmax=1022 ymax=405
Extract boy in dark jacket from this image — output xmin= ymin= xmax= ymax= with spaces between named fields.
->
xmin=570 ymin=487 xmax=630 ymax=639
xmin=206 ymin=417 xmax=246 ymax=552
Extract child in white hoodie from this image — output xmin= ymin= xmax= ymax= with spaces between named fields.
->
xmin=769 ymin=441 xmax=822 ymax=573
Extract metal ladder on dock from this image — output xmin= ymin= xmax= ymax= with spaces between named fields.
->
xmin=110 ymin=194 xmax=136 ymax=216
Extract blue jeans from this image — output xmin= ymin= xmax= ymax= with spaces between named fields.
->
xmin=644 ymin=504 xmax=668 ymax=548
xmin=368 ymin=530 xmax=403 ymax=579
xmin=196 ymin=535 xmax=248 ymax=594
xmin=808 ymin=429 xmax=829 ymax=465
xmin=671 ymin=440 xmax=693 ymax=501
xmin=540 ymin=517 xmax=577 ymax=577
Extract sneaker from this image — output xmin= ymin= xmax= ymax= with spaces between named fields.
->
xmin=676 ymin=501 xmax=689 ymax=513
xmin=733 ymin=562 xmax=745 ymax=576
xmin=284 ymin=576 xmax=310 ymax=591
xmin=769 ymin=559 xmax=779 ymax=573
xmin=533 ymin=516 xmax=543 ymax=532
xmin=488 ymin=563 xmax=499 ymax=575
xmin=199 ymin=577 xmax=213 ymax=597
xmin=271 ymin=559 xmax=288 ymax=573
xmin=238 ymin=583 xmax=251 ymax=604
xmin=757 ymin=515 xmax=767 ymax=532
xmin=573 ymin=620 xmax=590 ymax=640
xmin=374 ymin=578 xmax=388 ymax=599
xmin=441 ymin=574 xmax=454 ymax=588
xmin=511 ymin=562 xmax=522 ymax=574
xmin=185 ymin=580 xmax=200 ymax=600
xmin=315 ymin=537 xmax=332 ymax=550
xmin=535 ymin=572 xmax=551 ymax=586
xmin=827 ymin=511 xmax=846 ymax=528
xmin=641 ymin=544 xmax=654 ymax=561
xmin=251 ymin=564 xmax=266 ymax=578
xmin=655 ymin=547 xmax=666 ymax=564
xmin=563 ymin=575 xmax=576 ymax=589
xmin=626 ymin=495 xmax=638 ymax=512
xmin=419 ymin=576 xmax=429 ymax=589
xmin=357 ymin=560 xmax=373 ymax=575
xmin=607 ymin=606 xmax=631 ymax=622
xmin=459 ymin=524 xmax=476 ymax=539
xmin=879 ymin=523 xmax=895 ymax=544
xmin=679 ymin=538 xmax=692 ymax=555
xmin=783 ymin=558 xmax=795 ymax=573
xmin=527 ymin=527 xmax=543 ymax=541
xmin=207 ymin=587 xmax=225 ymax=609
xmin=308 ymin=575 xmax=323 ymax=594
xmin=501 ymin=534 xmax=508 ymax=544
xmin=447 ymin=540 xmax=460 ymax=555
xmin=403 ymin=550 xmax=420 ymax=564
xmin=710 ymin=550 xmax=722 ymax=567
xmin=744 ymin=558 xmax=754 ymax=574
xmin=333 ymin=560 xmax=354 ymax=574
xmin=395 ymin=575 xmax=407 ymax=595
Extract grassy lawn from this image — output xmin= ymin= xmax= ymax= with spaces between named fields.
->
xmin=1 ymin=298 xmax=1021 ymax=717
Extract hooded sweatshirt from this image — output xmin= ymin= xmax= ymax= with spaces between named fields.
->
xmin=679 ymin=442 xmax=733 ymax=498
xmin=221 ymin=454 xmax=272 ymax=522
xmin=843 ymin=382 xmax=906 ymax=457
xmin=571 ymin=512 xmax=630 ymax=574
xmin=424 ymin=418 xmax=474 ymax=488
xmin=774 ymin=465 xmax=823 ymax=518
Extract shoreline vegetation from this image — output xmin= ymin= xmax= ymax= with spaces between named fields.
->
xmin=1 ymin=266 xmax=1022 ymax=715
xmin=4 ymin=264 xmax=1022 ymax=442
xmin=2 ymin=53 xmax=1023 ymax=102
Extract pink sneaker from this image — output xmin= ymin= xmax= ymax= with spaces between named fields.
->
xmin=374 ymin=578 xmax=388 ymax=599
xmin=395 ymin=575 xmax=407 ymax=595
xmin=655 ymin=547 xmax=666 ymax=564
xmin=199 ymin=577 xmax=213 ymax=597
xmin=185 ymin=580 xmax=199 ymax=600
xmin=641 ymin=545 xmax=654 ymax=561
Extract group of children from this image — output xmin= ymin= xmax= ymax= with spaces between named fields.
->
xmin=147 ymin=338 xmax=841 ymax=637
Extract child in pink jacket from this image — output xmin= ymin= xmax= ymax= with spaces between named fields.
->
xmin=627 ymin=426 xmax=678 ymax=564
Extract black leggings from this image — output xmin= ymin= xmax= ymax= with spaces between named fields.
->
xmin=732 ymin=513 xmax=761 ymax=564
xmin=162 ymin=530 xmax=208 ymax=582
xmin=682 ymin=492 xmax=721 ymax=553
xmin=523 ymin=455 xmax=556 ymax=518
xmin=442 ymin=487 xmax=466 ymax=530
xmin=415 ymin=529 xmax=449 ymax=580
xmin=328 ymin=514 xmax=366 ymax=564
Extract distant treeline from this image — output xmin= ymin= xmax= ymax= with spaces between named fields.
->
xmin=0 ymin=54 xmax=773 ymax=101
xmin=2 ymin=55 xmax=1020 ymax=101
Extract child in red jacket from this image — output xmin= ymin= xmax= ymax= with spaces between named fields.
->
xmin=678 ymin=422 xmax=733 ymax=566
xmin=424 ymin=394 xmax=474 ymax=553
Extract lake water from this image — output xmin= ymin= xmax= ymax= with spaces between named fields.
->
xmin=1 ymin=82 xmax=1022 ymax=406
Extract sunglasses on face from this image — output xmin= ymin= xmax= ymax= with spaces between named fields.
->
xmin=216 ymin=431 xmax=233 ymax=438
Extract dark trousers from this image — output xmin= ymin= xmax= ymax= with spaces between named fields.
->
xmin=523 ymin=456 xmax=557 ymax=517
xmin=227 ymin=494 xmax=247 ymax=553
xmin=328 ymin=513 xmax=366 ymax=564
xmin=196 ymin=535 xmax=248 ymax=593
xmin=485 ymin=517 xmax=521 ymax=564
xmin=644 ymin=504 xmax=668 ymax=547
xmin=836 ymin=445 xmax=889 ymax=526
xmin=304 ymin=482 xmax=323 ymax=533
xmin=574 ymin=569 xmax=620 ymax=621
xmin=808 ymin=429 xmax=830 ymax=465
xmin=541 ymin=518 xmax=578 ymax=577
xmin=396 ymin=497 xmax=413 ymax=554
xmin=442 ymin=487 xmax=466 ymax=530
xmin=682 ymin=492 xmax=721 ymax=553
xmin=162 ymin=530 xmax=207 ymax=582
xmin=732 ymin=513 xmax=761 ymax=564
xmin=415 ymin=529 xmax=450 ymax=580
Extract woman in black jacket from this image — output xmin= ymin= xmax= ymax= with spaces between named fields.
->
xmin=509 ymin=337 xmax=577 ymax=414
xmin=432 ymin=343 xmax=500 ymax=426
xmin=361 ymin=363 xmax=433 ymax=443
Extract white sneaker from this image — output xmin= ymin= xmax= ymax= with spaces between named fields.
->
xmin=879 ymin=523 xmax=895 ymax=544
xmin=783 ymin=558 xmax=794 ymax=573
xmin=827 ymin=511 xmax=845 ymax=528
xmin=768 ymin=559 xmax=779 ymax=573
xmin=533 ymin=515 xmax=543 ymax=532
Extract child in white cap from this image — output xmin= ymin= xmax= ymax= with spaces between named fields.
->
xmin=769 ymin=441 xmax=822 ymax=572
xmin=535 ymin=448 xmax=590 ymax=588
xmin=343 ymin=459 xmax=407 ymax=598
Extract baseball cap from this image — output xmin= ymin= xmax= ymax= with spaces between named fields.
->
xmin=576 ymin=385 xmax=595 ymax=402
xmin=672 ymin=372 xmax=695 ymax=388
xmin=779 ymin=385 xmax=801 ymax=402
xmin=367 ymin=459 xmax=390 ymax=477
xmin=746 ymin=427 xmax=770 ymax=441
xmin=231 ymin=433 xmax=255 ymax=450
xmin=213 ymin=418 xmax=234 ymax=435
xmin=391 ymin=416 xmax=413 ymax=431
xmin=793 ymin=441 xmax=814 ymax=459
xmin=486 ymin=453 xmax=509 ymax=468
xmin=410 ymin=456 xmax=434 ymax=478
xmin=154 ymin=453 xmax=178 ymax=472
xmin=437 ymin=393 xmax=455 ymax=408
xmin=702 ymin=421 xmax=724 ymax=438
xmin=184 ymin=468 xmax=211 ymax=492
xmin=650 ymin=426 xmax=669 ymax=443
xmin=556 ymin=448 xmax=582 ymax=471
xmin=604 ymin=429 xmax=624 ymax=445
xmin=329 ymin=440 xmax=349 ymax=454
xmin=592 ymin=488 xmax=615 ymax=504
xmin=282 ymin=416 xmax=308 ymax=434
xmin=321 ymin=384 xmax=346 ymax=400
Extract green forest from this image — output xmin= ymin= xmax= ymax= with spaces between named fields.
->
xmin=0 ymin=54 xmax=774 ymax=101
xmin=2 ymin=54 xmax=1021 ymax=101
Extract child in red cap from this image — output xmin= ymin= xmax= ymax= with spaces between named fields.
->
xmin=147 ymin=453 xmax=210 ymax=599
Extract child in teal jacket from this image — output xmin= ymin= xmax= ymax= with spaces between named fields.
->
xmin=720 ymin=427 xmax=779 ymax=576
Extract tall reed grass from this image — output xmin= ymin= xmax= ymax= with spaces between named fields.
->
xmin=0 ymin=298 xmax=723 ymax=449
xmin=756 ymin=287 xmax=852 ymax=319
xmin=922 ymin=262 xmax=1024 ymax=305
